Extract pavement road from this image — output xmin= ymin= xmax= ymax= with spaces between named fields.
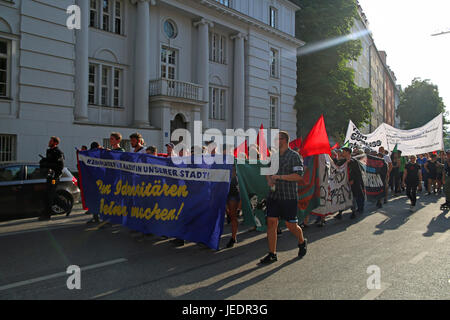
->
xmin=0 ymin=191 xmax=449 ymax=300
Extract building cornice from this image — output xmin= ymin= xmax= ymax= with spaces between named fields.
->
xmin=192 ymin=0 xmax=305 ymax=47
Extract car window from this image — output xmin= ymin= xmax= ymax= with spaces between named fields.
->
xmin=26 ymin=165 xmax=47 ymax=180
xmin=0 ymin=166 xmax=23 ymax=182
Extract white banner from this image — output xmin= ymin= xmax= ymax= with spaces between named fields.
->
xmin=312 ymin=154 xmax=353 ymax=216
xmin=345 ymin=113 xmax=444 ymax=156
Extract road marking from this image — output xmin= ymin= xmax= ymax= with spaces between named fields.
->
xmin=360 ymin=282 xmax=391 ymax=300
xmin=409 ymin=251 xmax=429 ymax=264
xmin=0 ymin=258 xmax=127 ymax=292
xmin=91 ymin=289 xmax=121 ymax=299
xmin=437 ymin=231 xmax=449 ymax=243
xmin=0 ymin=223 xmax=85 ymax=238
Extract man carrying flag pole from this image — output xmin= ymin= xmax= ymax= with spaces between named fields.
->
xmin=259 ymin=131 xmax=307 ymax=264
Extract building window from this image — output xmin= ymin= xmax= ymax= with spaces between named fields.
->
xmin=270 ymin=48 xmax=279 ymax=78
xmin=101 ymin=66 xmax=110 ymax=106
xmin=0 ymin=134 xmax=16 ymax=162
xmin=209 ymin=33 xmax=226 ymax=64
xmin=90 ymin=0 xmax=123 ymax=35
xmin=163 ymin=20 xmax=177 ymax=39
xmin=90 ymin=0 xmax=98 ymax=28
xmin=161 ymin=46 xmax=177 ymax=81
xmin=269 ymin=6 xmax=278 ymax=29
xmin=88 ymin=64 xmax=97 ymax=105
xmin=270 ymin=96 xmax=278 ymax=128
xmin=113 ymin=69 xmax=121 ymax=107
xmin=215 ymin=0 xmax=230 ymax=7
xmin=89 ymin=63 xmax=123 ymax=107
xmin=102 ymin=0 xmax=111 ymax=32
xmin=115 ymin=1 xmax=122 ymax=35
xmin=209 ymin=87 xmax=226 ymax=120
xmin=0 ymin=39 xmax=9 ymax=98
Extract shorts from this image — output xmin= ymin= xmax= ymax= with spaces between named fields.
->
xmin=266 ymin=198 xmax=298 ymax=223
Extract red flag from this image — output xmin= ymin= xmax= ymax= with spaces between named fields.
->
xmin=331 ymin=143 xmax=340 ymax=150
xmin=301 ymin=115 xmax=331 ymax=158
xmin=289 ymin=137 xmax=303 ymax=150
xmin=257 ymin=124 xmax=270 ymax=160
xmin=234 ymin=140 xmax=248 ymax=159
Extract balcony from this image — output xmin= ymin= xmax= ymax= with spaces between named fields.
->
xmin=149 ymin=79 xmax=204 ymax=103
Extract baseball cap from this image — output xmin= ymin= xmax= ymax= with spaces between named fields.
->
xmin=165 ymin=143 xmax=175 ymax=148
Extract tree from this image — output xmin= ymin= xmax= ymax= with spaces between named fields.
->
xmin=397 ymin=78 xmax=447 ymax=129
xmin=291 ymin=0 xmax=372 ymax=141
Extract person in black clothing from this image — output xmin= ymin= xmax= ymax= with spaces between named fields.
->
xmin=342 ymin=147 xmax=364 ymax=219
xmin=390 ymin=151 xmax=401 ymax=195
xmin=424 ymin=154 xmax=438 ymax=194
xmin=402 ymin=155 xmax=422 ymax=212
xmin=225 ymin=166 xmax=240 ymax=248
xmin=38 ymin=136 xmax=66 ymax=221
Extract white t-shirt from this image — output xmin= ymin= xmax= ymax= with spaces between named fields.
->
xmin=384 ymin=155 xmax=392 ymax=164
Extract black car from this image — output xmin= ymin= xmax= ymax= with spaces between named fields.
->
xmin=0 ymin=162 xmax=81 ymax=221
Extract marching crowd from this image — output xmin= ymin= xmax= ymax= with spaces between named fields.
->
xmin=38 ymin=131 xmax=450 ymax=265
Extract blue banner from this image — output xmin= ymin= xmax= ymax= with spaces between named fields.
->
xmin=77 ymin=150 xmax=232 ymax=250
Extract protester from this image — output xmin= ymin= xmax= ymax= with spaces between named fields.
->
xmin=342 ymin=147 xmax=364 ymax=219
xmin=109 ymin=132 xmax=125 ymax=151
xmin=38 ymin=136 xmax=66 ymax=221
xmin=376 ymin=152 xmax=389 ymax=208
xmin=390 ymin=150 xmax=401 ymax=195
xmin=226 ymin=166 xmax=240 ymax=248
xmin=424 ymin=154 xmax=438 ymax=195
xmin=402 ymin=155 xmax=422 ymax=212
xmin=435 ymin=152 xmax=444 ymax=194
xmin=417 ymin=154 xmax=428 ymax=191
xmin=166 ymin=143 xmax=175 ymax=157
xmin=86 ymin=142 xmax=103 ymax=224
xmin=146 ymin=146 xmax=158 ymax=156
xmin=399 ymin=151 xmax=407 ymax=192
xmin=130 ymin=133 xmax=146 ymax=153
xmin=379 ymin=147 xmax=392 ymax=204
xmin=259 ymin=131 xmax=307 ymax=264
xmin=441 ymin=150 xmax=450 ymax=209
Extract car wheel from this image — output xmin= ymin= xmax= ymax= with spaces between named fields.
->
xmin=51 ymin=191 xmax=74 ymax=215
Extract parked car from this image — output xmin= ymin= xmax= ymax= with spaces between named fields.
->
xmin=0 ymin=162 xmax=81 ymax=221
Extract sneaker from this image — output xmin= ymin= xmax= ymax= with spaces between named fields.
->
xmin=317 ymin=220 xmax=325 ymax=227
xmin=259 ymin=252 xmax=277 ymax=264
xmin=298 ymin=238 xmax=308 ymax=258
xmin=86 ymin=218 xmax=98 ymax=224
xmin=226 ymin=238 xmax=236 ymax=248
xmin=409 ymin=205 xmax=415 ymax=213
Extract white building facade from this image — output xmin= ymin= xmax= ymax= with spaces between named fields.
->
xmin=0 ymin=0 xmax=303 ymax=169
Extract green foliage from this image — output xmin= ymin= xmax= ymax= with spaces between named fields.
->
xmin=292 ymin=0 xmax=372 ymax=141
xmin=397 ymin=78 xmax=447 ymax=129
